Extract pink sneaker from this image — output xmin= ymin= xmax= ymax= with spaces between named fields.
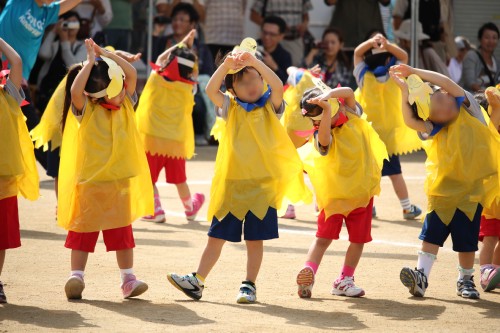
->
xmin=121 ymin=274 xmax=148 ymax=299
xmin=185 ymin=193 xmax=205 ymax=221
xmin=65 ymin=274 xmax=85 ymax=300
xmin=281 ymin=205 xmax=296 ymax=219
xmin=480 ymin=266 xmax=500 ymax=292
xmin=142 ymin=197 xmax=166 ymax=223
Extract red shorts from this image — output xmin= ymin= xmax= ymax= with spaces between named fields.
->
xmin=146 ymin=152 xmax=187 ymax=185
xmin=0 ymin=196 xmax=21 ymax=250
xmin=316 ymin=198 xmax=373 ymax=243
xmin=64 ymin=225 xmax=135 ymax=253
xmin=480 ymin=216 xmax=500 ymax=241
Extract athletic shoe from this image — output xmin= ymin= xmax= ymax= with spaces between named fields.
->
xmin=185 ymin=193 xmax=205 ymax=221
xmin=236 ymin=282 xmax=257 ymax=303
xmin=400 ymin=267 xmax=428 ymax=297
xmin=372 ymin=206 xmax=377 ymax=218
xmin=121 ymin=274 xmax=148 ymax=299
xmin=331 ymin=276 xmax=365 ymax=297
xmin=480 ymin=267 xmax=500 ymax=292
xmin=281 ymin=205 xmax=296 ymax=219
xmin=0 ymin=281 xmax=6 ymax=304
xmin=296 ymin=267 xmax=315 ymax=298
xmin=403 ymin=205 xmax=422 ymax=220
xmin=167 ymin=273 xmax=204 ymax=300
xmin=65 ymin=274 xmax=85 ymax=300
xmin=141 ymin=208 xmax=166 ymax=223
xmin=457 ymin=276 xmax=480 ymax=299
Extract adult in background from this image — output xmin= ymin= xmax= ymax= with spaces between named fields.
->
xmin=74 ymin=0 xmax=112 ymax=44
xmin=258 ymin=16 xmax=292 ymax=84
xmin=448 ymin=36 xmax=472 ymax=84
xmin=461 ymin=22 xmax=499 ymax=92
xmin=251 ymin=0 xmax=313 ymax=67
xmin=156 ymin=0 xmax=205 ymax=20
xmin=324 ymin=0 xmax=390 ymax=50
xmin=104 ymin=0 xmax=139 ymax=52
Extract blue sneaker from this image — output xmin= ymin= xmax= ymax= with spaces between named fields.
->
xmin=403 ymin=205 xmax=422 ymax=220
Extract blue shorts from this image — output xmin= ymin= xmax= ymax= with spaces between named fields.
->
xmin=382 ymin=155 xmax=402 ymax=176
xmin=419 ymin=205 xmax=482 ymax=252
xmin=208 ymin=207 xmax=279 ymax=243
xmin=46 ymin=144 xmax=60 ymax=178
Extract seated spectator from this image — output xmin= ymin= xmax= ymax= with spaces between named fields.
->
xmin=257 ymin=16 xmax=291 ymax=84
xmin=74 ymin=0 xmax=113 ymax=44
xmin=448 ymin=36 xmax=472 ymax=83
xmin=460 ymin=22 xmax=499 ymax=92
xmin=156 ymin=0 xmax=205 ymax=21
xmin=303 ymin=28 xmax=353 ymax=88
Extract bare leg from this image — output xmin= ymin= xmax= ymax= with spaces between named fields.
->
xmin=176 ymin=182 xmax=191 ymax=201
xmin=71 ymin=250 xmax=90 ymax=271
xmin=305 ymin=237 xmax=333 ymax=266
xmin=54 ymin=177 xmax=58 ymax=199
xmin=153 ymin=184 xmax=159 ymax=196
xmin=422 ymin=241 xmax=440 ymax=255
xmin=493 ymin=241 xmax=500 ymax=266
xmin=116 ymin=249 xmax=133 ymax=269
xmin=196 ymin=237 xmax=226 ymax=279
xmin=479 ymin=236 xmax=498 ymax=266
xmin=245 ymin=240 xmax=263 ymax=282
xmin=0 ymin=250 xmax=5 ymax=276
xmin=388 ymin=174 xmax=409 ymax=201
xmin=458 ymin=252 xmax=475 ymax=270
xmin=343 ymin=242 xmax=364 ymax=269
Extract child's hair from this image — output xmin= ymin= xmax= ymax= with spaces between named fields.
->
xmin=62 ymin=60 xmax=112 ymax=131
xmin=300 ymin=88 xmax=324 ymax=118
xmin=474 ymin=91 xmax=489 ymax=110
xmin=214 ymin=51 xmax=261 ymax=92
xmin=163 ymin=46 xmax=197 ymax=80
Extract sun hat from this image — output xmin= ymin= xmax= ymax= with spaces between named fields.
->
xmin=394 ymin=19 xmax=430 ymax=41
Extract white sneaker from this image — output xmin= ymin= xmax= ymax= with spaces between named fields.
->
xmin=400 ymin=267 xmax=428 ymax=297
xmin=331 ymin=276 xmax=365 ymax=297
xmin=236 ymin=282 xmax=257 ymax=303
xmin=296 ymin=267 xmax=315 ymax=298
xmin=167 ymin=273 xmax=204 ymax=300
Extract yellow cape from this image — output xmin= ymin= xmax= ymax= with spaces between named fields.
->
xmin=0 ymin=90 xmax=39 ymax=201
xmin=423 ymin=109 xmax=498 ymax=225
xmin=30 ymin=77 xmax=66 ymax=151
xmin=207 ymin=96 xmax=312 ymax=221
xmin=355 ymin=72 xmax=422 ymax=155
xmin=482 ymin=115 xmax=500 ymax=219
xmin=136 ymin=72 xmax=195 ymax=159
xmin=58 ymin=96 xmax=154 ymax=232
xmin=298 ymin=112 xmax=387 ymax=217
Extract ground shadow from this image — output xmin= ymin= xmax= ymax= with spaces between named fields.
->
xmin=0 ymin=304 xmax=97 ymax=329
xmin=427 ymin=296 xmax=500 ymax=319
xmin=81 ymin=299 xmax=214 ymax=326
xmin=21 ymin=229 xmax=66 ymax=241
xmin=39 ymin=179 xmax=55 ymax=190
xmin=373 ymin=218 xmax=423 ymax=229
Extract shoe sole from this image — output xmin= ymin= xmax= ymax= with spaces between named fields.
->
xmin=141 ymin=216 xmax=166 ymax=223
xmin=330 ymin=289 xmax=365 ymax=297
xmin=236 ymin=296 xmax=256 ymax=304
xmin=484 ymin=269 xmax=500 ymax=292
xmin=124 ymin=282 xmax=148 ymax=299
xmin=400 ymin=268 xmax=424 ymax=297
xmin=65 ymin=278 xmax=85 ymax=300
xmin=186 ymin=214 xmax=197 ymax=222
xmin=296 ymin=267 xmax=314 ymax=298
xmin=167 ymin=275 xmax=201 ymax=301
xmin=457 ymin=290 xmax=480 ymax=299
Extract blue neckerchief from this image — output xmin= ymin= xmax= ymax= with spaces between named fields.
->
xmin=455 ymin=96 xmax=465 ymax=109
xmin=294 ymin=71 xmax=304 ymax=85
xmin=235 ymin=86 xmax=271 ymax=112
xmin=429 ymin=97 xmax=464 ymax=136
xmin=359 ymin=56 xmax=397 ymax=82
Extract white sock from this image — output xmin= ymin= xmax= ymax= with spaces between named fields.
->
xmin=417 ymin=251 xmax=436 ymax=278
xmin=71 ymin=270 xmax=84 ymax=278
xmin=458 ymin=266 xmax=474 ymax=280
xmin=120 ymin=268 xmax=134 ymax=282
xmin=400 ymin=198 xmax=411 ymax=211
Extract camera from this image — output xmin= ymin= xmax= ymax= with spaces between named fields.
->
xmin=62 ymin=21 xmax=80 ymax=30
xmin=154 ymin=15 xmax=171 ymax=25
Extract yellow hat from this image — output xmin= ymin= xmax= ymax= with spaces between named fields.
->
xmin=309 ymin=75 xmax=340 ymax=118
xmin=407 ymin=74 xmax=432 ymax=120
xmin=86 ymin=56 xmax=125 ymax=99
xmin=228 ymin=38 xmax=258 ymax=74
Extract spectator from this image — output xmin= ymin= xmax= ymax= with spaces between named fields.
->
xmin=324 ymin=0 xmax=391 ymax=49
xmin=74 ymin=0 xmax=112 ymax=44
xmin=303 ymin=27 xmax=352 ymax=88
xmin=448 ymin=36 xmax=472 ymax=84
xmin=204 ymin=0 xmax=246 ymax=59
xmin=257 ymin=16 xmax=292 ymax=84
xmin=156 ymin=0 xmax=205 ymax=21
xmin=461 ymin=22 xmax=499 ymax=92
xmin=394 ymin=19 xmax=449 ymax=76
xmin=105 ymin=0 xmax=139 ymax=52
xmin=393 ymin=0 xmax=440 ymax=42
xmin=251 ymin=0 xmax=313 ymax=66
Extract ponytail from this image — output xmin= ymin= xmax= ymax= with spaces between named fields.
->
xmin=62 ymin=64 xmax=83 ymax=132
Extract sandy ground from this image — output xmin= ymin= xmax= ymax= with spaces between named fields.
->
xmin=1 ymin=147 xmax=499 ymax=332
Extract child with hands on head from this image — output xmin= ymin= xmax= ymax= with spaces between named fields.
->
xmin=296 ymin=86 xmax=387 ymax=299
xmin=59 ymin=39 xmax=154 ymax=301
xmin=390 ymin=63 xmax=498 ymax=300
xmin=167 ymin=39 xmax=311 ymax=304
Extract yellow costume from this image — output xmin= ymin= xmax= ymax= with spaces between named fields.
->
xmin=355 ymin=72 xmax=422 ymax=155
xmin=207 ymin=96 xmax=312 ymax=221
xmin=58 ymin=96 xmax=154 ymax=232
xmin=298 ymin=111 xmax=387 ymax=218
xmin=0 ymin=89 xmax=39 ymax=201
xmin=136 ymin=71 xmax=195 ymax=159
xmin=482 ymin=118 xmax=500 ymax=219
xmin=423 ymin=109 xmax=498 ymax=225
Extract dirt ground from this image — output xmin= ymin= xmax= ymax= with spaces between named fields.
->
xmin=1 ymin=147 xmax=499 ymax=332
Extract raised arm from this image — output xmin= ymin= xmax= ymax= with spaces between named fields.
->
xmin=317 ymin=87 xmax=357 ymax=110
xmin=354 ymin=34 xmax=408 ymax=66
xmin=354 ymin=38 xmax=377 ymax=66
xmin=308 ymin=98 xmax=332 ymax=147
xmin=205 ymin=54 xmax=240 ymax=108
xmin=0 ymin=38 xmax=23 ymax=89
xmin=58 ymin=0 xmax=82 ymax=15
xmin=155 ymin=29 xmax=196 ymax=67
xmin=71 ymin=40 xmax=95 ymax=112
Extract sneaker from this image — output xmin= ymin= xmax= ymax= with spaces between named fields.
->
xmin=400 ymin=267 xmax=428 ymax=297
xmin=457 ymin=276 xmax=480 ymax=299
xmin=480 ymin=267 xmax=500 ymax=292
xmin=121 ymin=274 xmax=148 ymax=299
xmin=296 ymin=267 xmax=315 ymax=298
xmin=141 ymin=208 xmax=166 ymax=223
xmin=372 ymin=206 xmax=377 ymax=218
xmin=331 ymin=276 xmax=365 ymax=297
xmin=236 ymin=281 xmax=257 ymax=303
xmin=185 ymin=193 xmax=205 ymax=222
xmin=0 ymin=281 xmax=6 ymax=304
xmin=65 ymin=274 xmax=85 ymax=300
xmin=403 ymin=205 xmax=422 ymax=220
xmin=281 ymin=205 xmax=296 ymax=219
xmin=167 ymin=273 xmax=204 ymax=300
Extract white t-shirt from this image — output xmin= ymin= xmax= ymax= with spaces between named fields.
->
xmin=447 ymin=57 xmax=462 ymax=83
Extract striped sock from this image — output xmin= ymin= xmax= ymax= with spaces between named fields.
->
xmin=400 ymin=198 xmax=411 ymax=211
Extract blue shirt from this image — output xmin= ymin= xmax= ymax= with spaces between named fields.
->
xmin=0 ymin=0 xmax=60 ymax=79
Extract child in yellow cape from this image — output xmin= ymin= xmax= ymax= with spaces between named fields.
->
xmin=58 ymin=39 xmax=153 ymax=300
xmin=167 ymin=38 xmax=312 ymax=304
xmin=354 ymin=31 xmax=423 ymax=220
xmin=136 ymin=29 xmax=204 ymax=223
xmin=0 ymin=38 xmax=39 ymax=304
xmin=390 ymin=64 xmax=498 ymax=300
xmin=295 ymin=86 xmax=387 ymax=299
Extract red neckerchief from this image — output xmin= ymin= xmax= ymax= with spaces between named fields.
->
xmin=150 ymin=58 xmax=197 ymax=85
xmin=100 ymin=102 xmax=120 ymax=110
xmin=0 ymin=60 xmax=29 ymax=106
xmin=333 ymin=112 xmax=348 ymax=127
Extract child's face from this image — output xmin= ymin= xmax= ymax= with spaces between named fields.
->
xmin=428 ymin=91 xmax=459 ymax=124
xmin=104 ymin=87 xmax=126 ymax=107
xmin=231 ymin=68 xmax=264 ymax=103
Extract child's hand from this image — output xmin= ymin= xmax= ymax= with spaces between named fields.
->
xmin=308 ymin=64 xmax=321 ymax=75
xmin=486 ymin=89 xmax=500 ymax=108
xmin=235 ymin=51 xmax=257 ymax=67
xmin=180 ymin=29 xmax=196 ymax=49
xmin=389 ymin=69 xmax=408 ymax=91
xmin=85 ymin=39 xmax=96 ymax=64
xmin=390 ymin=64 xmax=414 ymax=78
xmin=307 ymin=96 xmax=331 ymax=111
xmin=222 ymin=53 xmax=243 ymax=72
xmin=115 ymin=50 xmax=142 ymax=63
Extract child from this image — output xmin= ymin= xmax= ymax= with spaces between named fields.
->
xmin=136 ymin=29 xmax=204 ymax=223
xmin=58 ymin=39 xmax=153 ymax=300
xmin=0 ymin=38 xmax=39 ymax=304
xmin=354 ymin=32 xmax=422 ymax=220
xmin=390 ymin=64 xmax=498 ymax=299
xmin=167 ymin=38 xmax=311 ymax=304
xmin=296 ymin=86 xmax=387 ymax=298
